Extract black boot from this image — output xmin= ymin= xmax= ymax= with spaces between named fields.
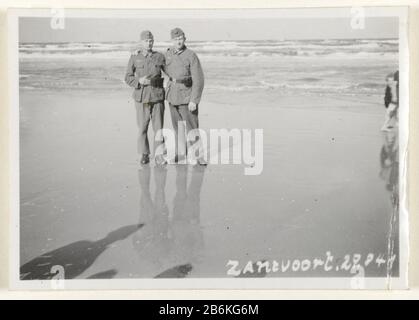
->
xmin=140 ymin=154 xmax=150 ymax=165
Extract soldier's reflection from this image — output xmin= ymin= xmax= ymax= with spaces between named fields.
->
xmin=133 ymin=165 xmax=205 ymax=277
xmin=171 ymin=165 xmax=205 ymax=265
xmin=134 ymin=166 xmax=170 ymax=269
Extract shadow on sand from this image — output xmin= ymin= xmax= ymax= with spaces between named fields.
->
xmin=20 ymin=224 xmax=142 ymax=280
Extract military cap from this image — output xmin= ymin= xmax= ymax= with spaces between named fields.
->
xmin=140 ymin=30 xmax=154 ymax=40
xmin=171 ymin=27 xmax=185 ymax=39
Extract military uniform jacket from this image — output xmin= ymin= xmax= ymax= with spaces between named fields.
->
xmin=125 ymin=49 xmax=165 ymax=103
xmin=164 ymin=47 xmax=205 ymax=105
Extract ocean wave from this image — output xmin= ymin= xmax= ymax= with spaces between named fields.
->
xmin=20 ymin=51 xmax=129 ymax=59
xmin=19 ymin=77 xmax=387 ymax=96
xmin=19 ymin=39 xmax=398 ymax=60
xmin=292 ymin=77 xmax=322 ymax=82
xmin=206 ymin=80 xmax=385 ymax=93
xmin=19 ymin=49 xmax=397 ymax=60
xmin=19 ymin=39 xmax=397 ymax=96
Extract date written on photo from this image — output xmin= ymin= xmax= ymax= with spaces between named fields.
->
xmin=159 ymin=304 xmax=259 ymax=317
xmin=226 ymin=252 xmax=397 ymax=276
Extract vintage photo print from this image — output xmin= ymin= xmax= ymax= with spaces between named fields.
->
xmin=8 ymin=6 xmax=409 ymax=289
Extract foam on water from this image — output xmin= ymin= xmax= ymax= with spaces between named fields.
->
xmin=19 ymin=39 xmax=398 ymax=96
xmin=19 ymin=39 xmax=397 ymax=59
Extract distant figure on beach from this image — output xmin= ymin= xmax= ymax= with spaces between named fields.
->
xmin=164 ymin=28 xmax=206 ymax=165
xmin=381 ymin=71 xmax=399 ymax=132
xmin=125 ymin=30 xmax=167 ymax=165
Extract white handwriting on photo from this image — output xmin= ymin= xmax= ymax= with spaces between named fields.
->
xmin=227 ymin=252 xmax=396 ymax=277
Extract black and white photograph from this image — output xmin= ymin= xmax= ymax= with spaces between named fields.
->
xmin=8 ymin=7 xmax=409 ymax=289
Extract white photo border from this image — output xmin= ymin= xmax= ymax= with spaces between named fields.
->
xmin=8 ymin=6 xmax=410 ymax=290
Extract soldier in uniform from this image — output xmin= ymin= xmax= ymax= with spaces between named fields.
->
xmin=164 ymin=28 xmax=206 ymax=164
xmin=125 ymin=30 xmax=167 ymax=165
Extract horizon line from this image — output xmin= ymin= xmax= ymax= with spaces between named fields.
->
xmin=19 ymin=37 xmax=399 ymax=44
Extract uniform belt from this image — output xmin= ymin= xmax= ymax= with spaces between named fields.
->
xmin=144 ymin=76 xmax=164 ymax=88
xmin=170 ymin=77 xmax=192 ymax=85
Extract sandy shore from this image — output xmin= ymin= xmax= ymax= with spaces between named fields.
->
xmin=19 ymin=89 xmax=398 ymax=280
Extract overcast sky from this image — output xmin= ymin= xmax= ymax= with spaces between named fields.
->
xmin=19 ymin=16 xmax=398 ymax=42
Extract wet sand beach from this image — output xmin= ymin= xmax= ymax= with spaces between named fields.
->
xmin=19 ymin=89 xmax=398 ymax=279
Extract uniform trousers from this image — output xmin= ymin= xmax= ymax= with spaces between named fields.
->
xmin=169 ymin=104 xmax=200 ymax=158
xmin=135 ymin=101 xmax=165 ymax=156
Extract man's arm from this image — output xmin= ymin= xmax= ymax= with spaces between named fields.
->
xmin=159 ymin=54 xmax=170 ymax=86
xmin=390 ymin=83 xmax=398 ymax=105
xmin=160 ymin=52 xmax=167 ymax=73
xmin=189 ymin=53 xmax=205 ymax=105
xmin=124 ymin=55 xmax=140 ymax=88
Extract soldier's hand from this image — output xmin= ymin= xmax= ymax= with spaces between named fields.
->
xmin=139 ymin=76 xmax=151 ymax=85
xmin=163 ymin=77 xmax=169 ymax=89
xmin=188 ymin=102 xmax=197 ymax=112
